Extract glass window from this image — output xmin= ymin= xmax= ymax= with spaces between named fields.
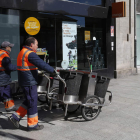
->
xmin=60 ymin=0 xmax=105 ymax=6
xmin=20 ymin=11 xmax=56 ymax=66
xmin=56 ymin=15 xmax=106 ymax=70
xmin=0 ymin=9 xmax=20 ymax=81
xmin=0 ymin=7 xmax=107 ymax=82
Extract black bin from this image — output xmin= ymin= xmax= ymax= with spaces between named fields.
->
xmin=38 ymin=73 xmax=53 ymax=87
xmin=59 ymin=70 xmax=83 ymax=96
xmin=94 ymin=76 xmax=110 ymax=98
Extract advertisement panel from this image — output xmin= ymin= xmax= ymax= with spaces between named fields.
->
xmin=85 ymin=31 xmax=90 ymax=43
xmin=62 ymin=21 xmax=77 ymax=70
xmin=111 ymin=26 xmax=114 ymax=37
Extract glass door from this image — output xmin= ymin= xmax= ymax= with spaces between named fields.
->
xmin=20 ymin=11 xmax=56 ymax=67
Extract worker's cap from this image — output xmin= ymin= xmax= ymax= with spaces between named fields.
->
xmin=1 ymin=41 xmax=14 ymax=48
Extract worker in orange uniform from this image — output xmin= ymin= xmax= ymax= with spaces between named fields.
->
xmin=0 ymin=41 xmax=17 ymax=112
xmin=9 ymin=37 xmax=56 ymax=131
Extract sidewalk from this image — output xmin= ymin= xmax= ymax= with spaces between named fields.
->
xmin=1 ymin=73 xmax=140 ymax=140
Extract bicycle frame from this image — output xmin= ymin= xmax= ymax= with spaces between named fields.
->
xmin=42 ymin=73 xmax=67 ymax=110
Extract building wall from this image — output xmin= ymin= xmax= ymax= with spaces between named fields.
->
xmin=115 ymin=0 xmax=136 ymax=78
xmin=136 ymin=0 xmax=140 ymax=67
xmin=136 ymin=14 xmax=140 ymax=66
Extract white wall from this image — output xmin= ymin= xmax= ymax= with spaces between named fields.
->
xmin=115 ymin=0 xmax=136 ymax=78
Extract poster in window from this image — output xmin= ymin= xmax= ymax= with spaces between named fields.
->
xmin=85 ymin=31 xmax=90 ymax=44
xmin=111 ymin=26 xmax=114 ymax=37
xmin=62 ymin=21 xmax=77 ymax=70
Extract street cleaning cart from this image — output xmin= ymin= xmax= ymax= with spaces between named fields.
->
xmin=41 ymin=69 xmax=112 ymax=121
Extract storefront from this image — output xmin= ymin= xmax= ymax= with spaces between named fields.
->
xmin=0 ymin=0 xmax=115 ymax=80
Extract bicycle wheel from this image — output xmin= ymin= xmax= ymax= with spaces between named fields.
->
xmin=81 ymin=95 xmax=101 ymax=121
xmin=38 ymin=93 xmax=47 ymax=103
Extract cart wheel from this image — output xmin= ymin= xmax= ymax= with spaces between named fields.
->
xmin=62 ymin=104 xmax=80 ymax=114
xmin=38 ymin=94 xmax=47 ymax=103
xmin=81 ymin=95 xmax=101 ymax=121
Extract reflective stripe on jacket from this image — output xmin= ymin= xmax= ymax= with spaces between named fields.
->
xmin=17 ymin=47 xmax=37 ymax=71
xmin=0 ymin=50 xmax=10 ymax=71
xmin=17 ymin=47 xmax=38 ymax=86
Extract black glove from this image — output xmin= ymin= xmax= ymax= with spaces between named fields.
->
xmin=50 ymin=71 xmax=57 ymax=77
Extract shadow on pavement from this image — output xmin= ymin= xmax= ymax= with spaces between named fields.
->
xmin=38 ymin=106 xmax=64 ymax=124
xmin=0 ymin=104 xmax=86 ymax=132
xmin=0 ymin=118 xmax=18 ymax=129
xmin=0 ymin=130 xmax=35 ymax=140
xmin=19 ymin=125 xmax=28 ymax=131
xmin=38 ymin=105 xmax=86 ymax=123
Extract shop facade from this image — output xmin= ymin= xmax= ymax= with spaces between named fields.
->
xmin=0 ymin=0 xmax=135 ymax=81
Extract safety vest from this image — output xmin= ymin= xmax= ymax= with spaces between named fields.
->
xmin=0 ymin=49 xmax=10 ymax=71
xmin=17 ymin=47 xmax=38 ymax=71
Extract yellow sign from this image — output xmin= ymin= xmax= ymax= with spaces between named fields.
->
xmin=24 ymin=17 xmax=40 ymax=35
xmin=85 ymin=31 xmax=90 ymax=42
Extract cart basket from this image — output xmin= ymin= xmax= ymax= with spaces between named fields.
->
xmin=94 ymin=76 xmax=110 ymax=98
xmin=59 ymin=70 xmax=83 ymax=96
xmin=38 ymin=73 xmax=53 ymax=87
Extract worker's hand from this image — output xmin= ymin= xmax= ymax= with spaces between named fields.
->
xmin=38 ymin=70 xmax=43 ymax=74
xmin=50 ymin=70 xmax=58 ymax=77
xmin=38 ymin=70 xmax=45 ymax=75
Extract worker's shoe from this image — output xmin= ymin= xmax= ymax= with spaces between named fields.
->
xmin=6 ymin=106 xmax=18 ymax=112
xmin=28 ymin=125 xmax=44 ymax=132
xmin=9 ymin=116 xmax=19 ymax=128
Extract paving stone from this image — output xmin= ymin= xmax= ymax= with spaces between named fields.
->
xmin=1 ymin=74 xmax=140 ymax=139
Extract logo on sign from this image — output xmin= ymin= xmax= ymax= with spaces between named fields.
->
xmin=24 ymin=17 xmax=40 ymax=35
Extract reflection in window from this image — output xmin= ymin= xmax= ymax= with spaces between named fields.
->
xmin=55 ymin=15 xmax=106 ymax=70
xmin=0 ymin=10 xmax=20 ymax=80
xmin=60 ymin=0 xmax=104 ymax=6
xmin=66 ymin=16 xmax=85 ymax=27
xmin=72 ymin=16 xmax=106 ymax=70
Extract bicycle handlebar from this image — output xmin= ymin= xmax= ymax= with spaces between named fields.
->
xmin=40 ymin=69 xmax=67 ymax=102
xmin=57 ymin=74 xmax=66 ymax=88
xmin=41 ymin=69 xmax=66 ymax=88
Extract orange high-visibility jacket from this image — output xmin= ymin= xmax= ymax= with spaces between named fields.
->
xmin=0 ymin=49 xmax=10 ymax=71
xmin=17 ymin=47 xmax=38 ymax=71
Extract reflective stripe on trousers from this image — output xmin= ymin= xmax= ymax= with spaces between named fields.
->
xmin=4 ymin=98 xmax=15 ymax=110
xmin=0 ymin=85 xmax=15 ymax=110
xmin=13 ymin=104 xmax=27 ymax=119
xmin=12 ymin=85 xmax=38 ymax=128
xmin=27 ymin=113 xmax=38 ymax=128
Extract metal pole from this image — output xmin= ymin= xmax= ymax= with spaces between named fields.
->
xmin=65 ymin=104 xmax=68 ymax=117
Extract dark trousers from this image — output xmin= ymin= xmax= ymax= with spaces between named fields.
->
xmin=0 ymin=85 xmax=15 ymax=111
xmin=12 ymin=85 xmax=38 ymax=129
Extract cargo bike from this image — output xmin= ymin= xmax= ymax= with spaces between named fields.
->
xmin=37 ymin=69 xmax=112 ymax=121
